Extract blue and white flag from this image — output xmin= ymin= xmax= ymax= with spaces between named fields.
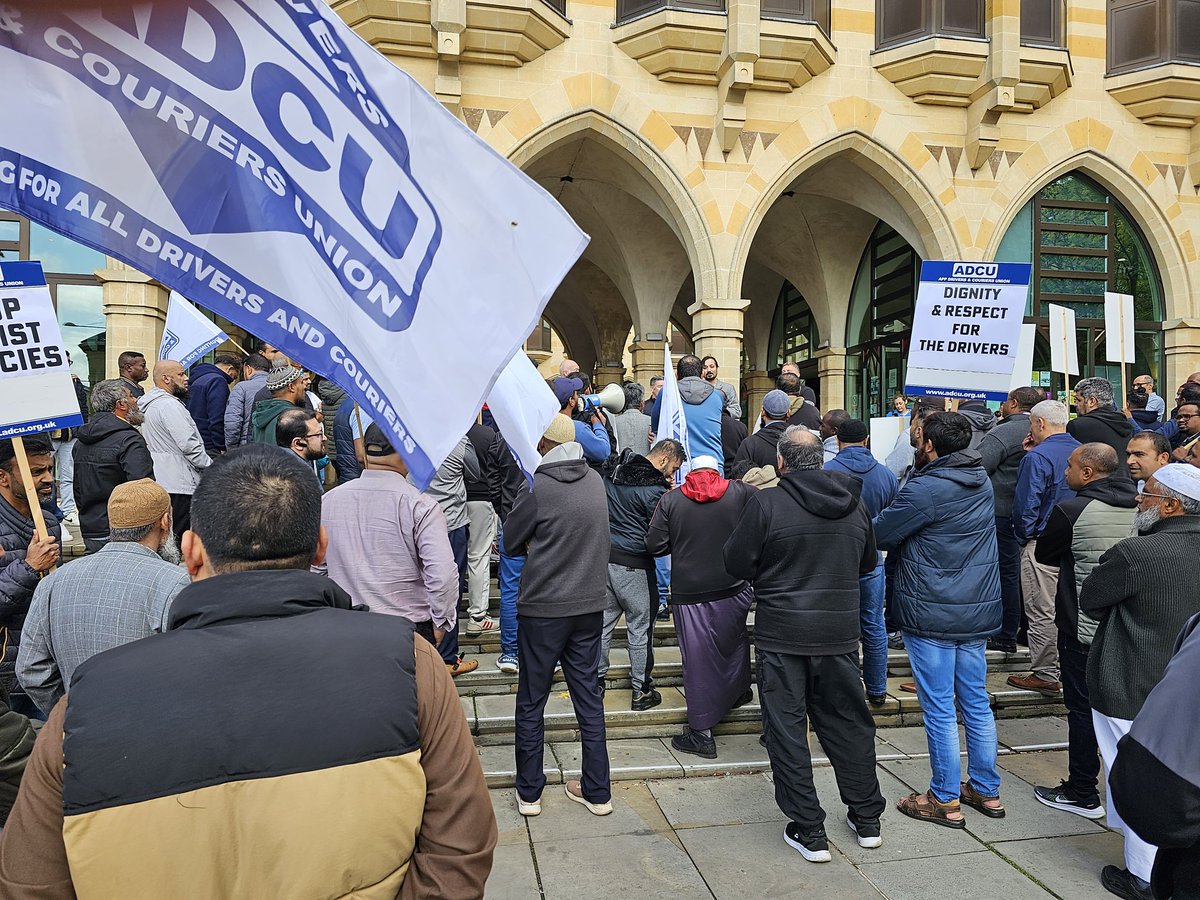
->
xmin=159 ymin=291 xmax=228 ymax=369
xmin=658 ymin=342 xmax=691 ymax=484
xmin=485 ymin=352 xmax=558 ymax=486
xmin=0 ymin=2 xmax=587 ymax=487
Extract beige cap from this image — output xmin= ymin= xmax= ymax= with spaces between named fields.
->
xmin=108 ymin=479 xmax=171 ymax=529
xmin=542 ymin=414 xmax=576 ymax=446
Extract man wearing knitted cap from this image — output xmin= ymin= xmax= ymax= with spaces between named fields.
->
xmin=16 ymin=479 xmax=190 ymax=716
xmin=735 ymin=389 xmax=791 ymax=469
xmin=504 ymin=414 xmax=613 ymax=818
xmin=250 ymin=365 xmax=308 ymax=446
xmin=1080 ymin=463 xmax=1200 ymax=900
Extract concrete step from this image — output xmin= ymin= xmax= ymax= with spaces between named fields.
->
xmin=475 ymin=715 xmax=1072 ymax=788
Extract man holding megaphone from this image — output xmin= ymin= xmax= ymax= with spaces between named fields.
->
xmin=551 ymin=376 xmax=613 ymax=464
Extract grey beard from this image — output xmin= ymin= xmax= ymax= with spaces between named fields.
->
xmin=128 ymin=410 xmax=146 ymax=426
xmin=157 ymin=528 xmax=182 ymax=566
xmin=1132 ymin=505 xmax=1161 ymax=535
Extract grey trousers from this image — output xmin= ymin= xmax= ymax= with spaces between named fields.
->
xmin=599 ymin=563 xmax=656 ymax=693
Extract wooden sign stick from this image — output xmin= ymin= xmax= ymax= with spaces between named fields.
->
xmin=353 ymin=403 xmax=370 ymax=471
xmin=1118 ymin=302 xmax=1129 ymax=406
xmin=11 ymin=437 xmax=55 ymax=573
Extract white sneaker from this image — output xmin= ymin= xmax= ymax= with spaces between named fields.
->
xmin=59 ymin=523 xmax=74 ymax=543
xmin=466 ymin=615 xmax=497 ymax=635
xmin=564 ymin=780 xmax=612 ymax=816
xmin=516 ymin=792 xmax=541 ymax=817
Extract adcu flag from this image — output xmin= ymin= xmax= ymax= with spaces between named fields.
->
xmin=658 ymin=342 xmax=691 ymax=485
xmin=159 ymin=291 xmax=228 ymax=369
xmin=485 ymin=353 xmax=559 ymax=486
xmin=0 ymin=1 xmax=587 ymax=488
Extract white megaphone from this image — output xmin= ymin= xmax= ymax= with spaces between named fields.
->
xmin=579 ymin=382 xmax=628 ymax=415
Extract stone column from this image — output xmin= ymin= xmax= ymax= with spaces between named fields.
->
xmin=743 ymin=370 xmax=774 ymax=423
xmin=630 ymin=340 xmax=665 ymax=391
xmin=692 ymin=302 xmax=747 ymax=397
xmin=98 ymin=258 xmax=168 ymax=378
xmin=592 ymin=365 xmax=626 ymax=388
xmin=816 ymin=347 xmax=848 ymax=412
xmin=1164 ymin=320 xmax=1200 ymax=389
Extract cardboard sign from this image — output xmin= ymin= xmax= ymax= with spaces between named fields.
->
xmin=870 ymin=415 xmax=910 ymax=465
xmin=0 ymin=260 xmax=84 ymax=439
xmin=1104 ymin=292 xmax=1136 ymax=365
xmin=1008 ymin=323 xmax=1038 ymax=392
xmin=1048 ymin=304 xmax=1080 ymax=376
xmin=904 ymin=261 xmax=1032 ymax=403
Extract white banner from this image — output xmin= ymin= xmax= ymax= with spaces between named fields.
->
xmin=904 ymin=261 xmax=1032 ymax=402
xmin=1104 ymin=292 xmax=1136 ymax=365
xmin=485 ymin=352 xmax=558 ymax=486
xmin=1008 ymin=322 xmax=1037 ymax=392
xmin=1048 ymin=304 xmax=1080 ymax=376
xmin=159 ymin=291 xmax=228 ymax=369
xmin=0 ymin=2 xmax=587 ymax=487
xmin=0 ymin=261 xmax=85 ymax=438
xmin=658 ymin=342 xmax=691 ymax=483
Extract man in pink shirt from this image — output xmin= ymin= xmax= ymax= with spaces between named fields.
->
xmin=317 ymin=424 xmax=472 ymax=675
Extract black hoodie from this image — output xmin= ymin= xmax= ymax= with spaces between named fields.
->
xmin=1067 ymin=405 xmax=1136 ymax=480
xmin=72 ymin=412 xmax=155 ymax=543
xmin=724 ymin=469 xmax=876 ymax=655
xmin=603 ymin=450 xmax=668 ymax=568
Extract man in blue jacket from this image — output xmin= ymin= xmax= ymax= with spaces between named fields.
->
xmin=1010 ymin=400 xmax=1080 ymax=697
xmin=825 ymin=417 xmax=897 ymax=705
xmin=186 ymin=354 xmax=241 ymax=454
xmin=875 ymin=412 xmax=1004 ymax=828
xmin=551 ymin=377 xmax=611 ymax=464
xmin=650 ymin=355 xmax=724 ymax=474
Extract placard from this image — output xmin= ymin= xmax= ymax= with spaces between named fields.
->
xmin=1048 ymin=303 xmax=1080 ymax=376
xmin=1104 ymin=292 xmax=1136 ymax=365
xmin=1008 ymin=323 xmax=1038 ymax=392
xmin=904 ymin=261 xmax=1032 ymax=403
xmin=0 ymin=260 xmax=85 ymax=438
xmin=870 ymin=415 xmax=910 ymax=464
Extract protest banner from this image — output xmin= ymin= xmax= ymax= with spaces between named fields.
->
xmin=1008 ymin=322 xmax=1037 ymax=393
xmin=869 ymin=415 xmax=909 ymax=465
xmin=485 ymin=352 xmax=559 ymax=485
xmin=0 ymin=2 xmax=587 ymax=488
xmin=904 ymin=261 xmax=1032 ymax=403
xmin=1048 ymin=303 xmax=1080 ymax=385
xmin=658 ymin=343 xmax=691 ymax=483
xmin=0 ymin=259 xmax=85 ymax=549
xmin=1104 ymin=291 xmax=1135 ymax=401
xmin=160 ymin=291 xmax=229 ymax=369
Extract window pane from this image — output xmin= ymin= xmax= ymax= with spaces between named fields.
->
xmin=55 ymin=283 xmax=105 ymax=386
xmin=1021 ymin=0 xmax=1058 ymax=44
xmin=1178 ymin=0 xmax=1200 ymax=61
xmin=1039 ymin=207 xmax=1107 ymax=226
xmin=1040 ymin=253 xmax=1107 ymax=273
xmin=1041 ymin=230 xmax=1107 ymax=250
xmin=1109 ymin=0 xmax=1162 ymax=71
xmin=1041 ymin=276 xmax=1106 ymax=295
xmin=0 ymin=220 xmax=19 ymax=243
xmin=942 ymin=0 xmax=984 ymax=35
xmin=29 ymin=223 xmax=105 ymax=276
xmin=1054 ymin=299 xmax=1106 ymax=318
xmin=878 ymin=0 xmax=925 ymax=46
xmin=1040 ymin=174 xmax=1109 ymax=203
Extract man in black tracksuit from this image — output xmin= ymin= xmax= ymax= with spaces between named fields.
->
xmin=724 ymin=427 xmax=885 ymax=863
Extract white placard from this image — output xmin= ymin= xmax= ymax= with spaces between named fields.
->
xmin=1008 ymin=323 xmax=1038 ymax=392
xmin=0 ymin=260 xmax=85 ymax=438
xmin=1048 ymin=304 xmax=1080 ymax=376
xmin=869 ymin=415 xmax=910 ymax=464
xmin=1104 ymin=292 xmax=1136 ymax=365
xmin=160 ymin=291 xmax=229 ymax=369
xmin=904 ymin=261 xmax=1032 ymax=402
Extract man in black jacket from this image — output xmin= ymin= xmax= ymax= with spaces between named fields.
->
xmin=724 ymin=426 xmax=884 ymax=863
xmin=598 ymin=440 xmax=684 ymax=711
xmin=504 ymin=415 xmax=614 ymax=818
xmin=488 ymin=427 xmax=528 ymax=674
xmin=978 ymin=386 xmax=1042 ymax=652
xmin=72 ymin=380 xmax=155 ymax=553
xmin=735 ymin=389 xmax=790 ymax=469
xmin=464 ymin=420 xmax=499 ymax=635
xmin=1069 ymin=377 xmax=1135 ymax=481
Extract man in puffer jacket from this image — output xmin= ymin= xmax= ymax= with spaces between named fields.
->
xmin=598 ymin=441 xmax=685 ymax=711
xmin=185 ymin=355 xmax=240 ymax=454
xmin=1029 ymin=443 xmax=1135 ymax=823
xmin=875 ymin=412 xmax=1004 ymax=829
xmin=650 ymin=355 xmax=725 ymax=473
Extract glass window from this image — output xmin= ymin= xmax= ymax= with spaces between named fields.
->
xmin=877 ymin=0 xmax=984 ymax=49
xmin=1021 ymin=0 xmax=1063 ymax=46
xmin=30 ymin=222 xmax=105 ymax=277
xmin=616 ymin=0 xmax=724 ymax=24
xmin=55 ymin=283 xmax=106 ymax=386
xmin=770 ymin=282 xmax=819 ymax=368
xmin=1109 ymin=0 xmax=1198 ymax=73
xmin=0 ymin=220 xmax=19 ymax=243
xmin=761 ymin=0 xmax=831 ymax=32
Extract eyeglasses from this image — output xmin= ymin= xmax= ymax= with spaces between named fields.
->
xmin=1178 ymin=413 xmax=1200 ymax=421
xmin=1136 ymin=491 xmax=1174 ymax=501
xmin=305 ymin=431 xmax=324 ymax=439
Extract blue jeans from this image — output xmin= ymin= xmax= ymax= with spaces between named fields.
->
xmin=654 ymin=555 xmax=671 ymax=605
xmin=498 ymin=524 xmax=524 ymax=657
xmin=859 ymin=564 xmax=887 ymax=696
xmin=904 ymin=634 xmax=1001 ymax=803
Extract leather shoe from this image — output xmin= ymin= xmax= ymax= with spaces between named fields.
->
xmin=1006 ymin=673 xmax=1062 ymax=696
xmin=446 ymin=657 xmax=479 ymax=677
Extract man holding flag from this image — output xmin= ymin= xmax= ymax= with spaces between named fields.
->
xmin=652 ymin=352 xmax=722 ymax=476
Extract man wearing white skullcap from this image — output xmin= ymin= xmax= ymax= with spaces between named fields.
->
xmin=1079 ymin=462 xmax=1200 ymax=900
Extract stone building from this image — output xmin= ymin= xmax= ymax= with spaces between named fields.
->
xmin=5 ymin=0 xmax=1198 ymax=419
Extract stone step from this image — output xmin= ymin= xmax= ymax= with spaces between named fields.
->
xmin=476 ymin=715 xmax=1072 ymax=788
xmin=454 ymin=646 xmax=1035 ymax=696
xmin=462 ymin=673 xmax=1065 ymax=747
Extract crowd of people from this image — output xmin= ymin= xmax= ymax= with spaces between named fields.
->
xmin=0 ymin=346 xmax=1196 ymax=897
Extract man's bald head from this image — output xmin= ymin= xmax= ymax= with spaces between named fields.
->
xmin=153 ymin=359 xmax=189 ymax=398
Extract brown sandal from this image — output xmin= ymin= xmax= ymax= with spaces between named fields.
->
xmin=896 ymin=790 xmax=966 ymax=829
xmin=960 ymin=782 xmax=1005 ymax=818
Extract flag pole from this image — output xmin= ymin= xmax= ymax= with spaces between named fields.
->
xmin=354 ymin=403 xmax=370 ymax=471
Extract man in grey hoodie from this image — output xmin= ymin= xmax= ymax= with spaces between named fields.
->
xmin=504 ymin=415 xmax=613 ymax=818
xmin=139 ymin=361 xmax=211 ymax=538
xmin=223 ymin=353 xmax=270 ymax=450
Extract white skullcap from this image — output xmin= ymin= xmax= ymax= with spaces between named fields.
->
xmin=1153 ymin=463 xmax=1200 ymax=502
xmin=690 ymin=455 xmax=719 ymax=472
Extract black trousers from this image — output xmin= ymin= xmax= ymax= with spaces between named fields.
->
xmin=758 ymin=649 xmax=886 ymax=830
xmin=169 ymin=493 xmax=192 ymax=540
xmin=995 ymin=516 xmax=1024 ymax=644
xmin=1059 ymin=631 xmax=1101 ymax=800
xmin=515 ymin=612 xmax=610 ymax=805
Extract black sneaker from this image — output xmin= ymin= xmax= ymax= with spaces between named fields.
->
xmin=846 ymin=813 xmax=882 ymax=849
xmin=783 ymin=822 xmax=831 ymax=863
xmin=1034 ymin=782 xmax=1105 ymax=820
xmin=732 ymin=688 xmax=754 ymax=708
xmin=867 ymin=694 xmax=887 ymax=707
xmin=631 ymin=688 xmax=662 ymax=711
xmin=1100 ymin=865 xmax=1153 ymax=900
xmin=671 ymin=728 xmax=717 ymax=759
xmin=887 ymin=632 xmax=905 ymax=651
xmin=987 ymin=638 xmax=1017 ymax=653
xmin=656 ymin=604 xmax=671 ymax=621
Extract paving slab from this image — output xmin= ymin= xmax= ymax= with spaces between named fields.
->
xmin=535 ymin=831 xmax=713 ymax=900
xmin=991 ymin=832 xmax=1125 ymax=900
xmin=665 ymin=732 xmax=771 ymax=776
xmin=461 ymin=696 xmax=476 ymax=731
xmin=488 ymin=788 xmax=532 ymax=847
xmin=678 ymin=821 xmax=885 ymax=899
xmin=995 ymin=716 xmax=1069 ymax=751
xmin=648 ymin=773 xmax=785 ymax=829
xmin=996 ymin=749 xmax=1107 ymax=803
xmin=858 ymin=849 xmax=1054 ymax=899
xmin=552 ymin=737 xmax=683 ymax=781
xmin=484 ymin=842 xmax=541 ymax=900
xmin=526 ymin=781 xmax=676 ymax=844
xmin=881 ymin=757 xmax=1105 ymax=841
xmin=479 ymin=744 xmax=559 ymax=790
xmin=877 ymin=724 xmax=959 ymax=758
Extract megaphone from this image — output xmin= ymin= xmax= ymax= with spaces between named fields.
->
xmin=580 ymin=383 xmax=627 ymax=415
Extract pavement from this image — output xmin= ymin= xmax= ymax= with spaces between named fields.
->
xmin=484 ymin=742 xmax=1127 ymax=899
